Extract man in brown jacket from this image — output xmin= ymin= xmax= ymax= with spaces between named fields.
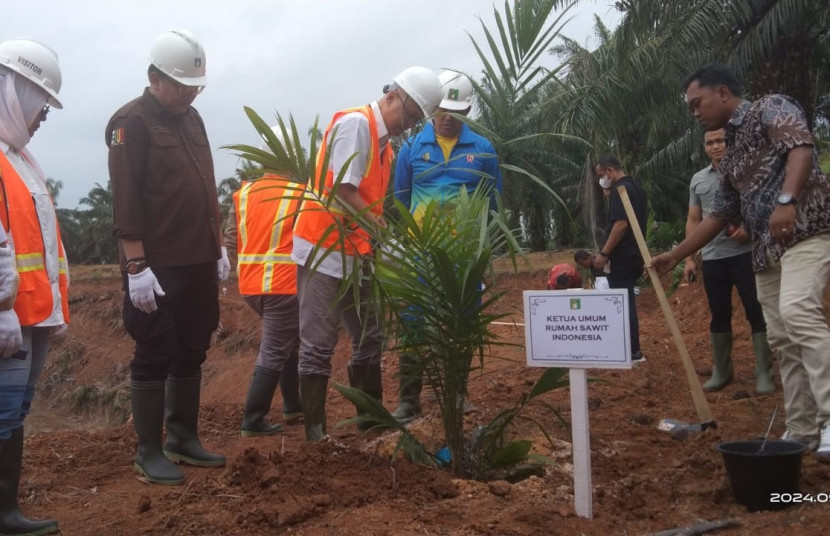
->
xmin=106 ymin=29 xmax=228 ymax=485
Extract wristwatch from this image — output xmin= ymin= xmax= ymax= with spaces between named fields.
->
xmin=776 ymin=193 xmax=797 ymax=206
xmin=125 ymin=259 xmax=148 ymax=275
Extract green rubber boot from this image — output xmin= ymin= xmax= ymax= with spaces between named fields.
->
xmin=299 ymin=374 xmax=328 ymax=442
xmin=347 ymin=363 xmax=383 ymax=431
xmin=163 ymin=374 xmax=226 ymax=467
xmin=752 ymin=332 xmax=775 ymax=395
xmin=130 ymin=380 xmax=185 ymax=485
xmin=241 ymin=367 xmax=284 ymax=437
xmin=391 ymin=353 xmax=423 ymax=425
xmin=703 ymin=332 xmax=734 ymax=392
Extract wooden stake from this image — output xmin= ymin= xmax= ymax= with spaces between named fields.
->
xmin=617 ymin=186 xmax=714 ymax=425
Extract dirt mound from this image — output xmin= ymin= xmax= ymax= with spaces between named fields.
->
xmin=19 ymin=256 xmax=830 ymax=535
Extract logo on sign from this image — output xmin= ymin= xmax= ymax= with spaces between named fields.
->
xmin=570 ymin=298 xmax=581 ymax=310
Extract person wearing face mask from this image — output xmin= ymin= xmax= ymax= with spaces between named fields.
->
xmin=291 ymin=66 xmax=442 ymax=441
xmin=390 ymin=70 xmax=502 ymax=424
xmin=106 ymin=30 xmax=226 ymax=486
xmin=592 ymin=155 xmax=647 ymax=364
xmin=0 ymin=37 xmax=66 ymax=536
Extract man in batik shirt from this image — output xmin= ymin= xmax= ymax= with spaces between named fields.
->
xmin=651 ymin=64 xmax=830 ymax=460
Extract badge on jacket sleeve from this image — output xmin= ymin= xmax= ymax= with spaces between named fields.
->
xmin=111 ymin=127 xmax=125 ymax=146
xmin=422 ymin=152 xmax=430 ymax=162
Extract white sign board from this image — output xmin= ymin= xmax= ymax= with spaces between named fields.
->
xmin=523 ymin=289 xmax=630 ymax=369
xmin=522 ymin=288 xmax=631 ymax=520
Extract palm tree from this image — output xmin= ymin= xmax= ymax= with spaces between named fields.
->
xmin=74 ymin=182 xmax=116 ymax=264
xmin=465 ymin=0 xmax=581 ymax=251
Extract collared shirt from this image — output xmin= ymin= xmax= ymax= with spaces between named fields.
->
xmin=106 ymin=88 xmax=221 ymax=269
xmin=394 ymin=122 xmax=502 ymax=222
xmin=0 ymin=142 xmax=64 ymax=326
xmin=711 ymin=96 xmax=830 ymax=272
xmin=291 ymin=101 xmax=389 ymax=279
xmin=689 ymin=164 xmax=750 ymax=261
xmin=606 ymin=176 xmax=647 ymax=261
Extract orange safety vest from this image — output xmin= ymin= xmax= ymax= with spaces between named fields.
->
xmin=233 ymin=174 xmax=302 ymax=295
xmin=0 ymin=152 xmax=69 ymax=326
xmin=293 ymin=105 xmax=393 ymax=256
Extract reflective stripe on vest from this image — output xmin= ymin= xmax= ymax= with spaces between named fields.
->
xmin=293 ymin=105 xmax=393 ymax=257
xmin=0 ymin=152 xmax=70 ymax=325
xmin=233 ymin=175 xmax=300 ymax=295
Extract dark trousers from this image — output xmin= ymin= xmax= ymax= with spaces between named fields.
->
xmin=607 ymin=255 xmax=643 ymax=355
xmin=702 ymin=252 xmax=766 ymax=334
xmin=122 ymin=262 xmax=219 ymax=381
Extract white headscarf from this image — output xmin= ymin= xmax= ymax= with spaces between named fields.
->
xmin=0 ymin=65 xmax=49 ymax=151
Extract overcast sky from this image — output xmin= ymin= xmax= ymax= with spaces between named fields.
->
xmin=6 ymin=0 xmax=620 ymax=208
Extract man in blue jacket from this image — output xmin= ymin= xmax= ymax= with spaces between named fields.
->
xmin=392 ymin=70 xmax=502 ymax=423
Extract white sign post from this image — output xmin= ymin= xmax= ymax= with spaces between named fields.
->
xmin=523 ymin=289 xmax=630 ymax=519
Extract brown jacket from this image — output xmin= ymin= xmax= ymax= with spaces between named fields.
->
xmin=106 ymin=88 xmax=221 ymax=268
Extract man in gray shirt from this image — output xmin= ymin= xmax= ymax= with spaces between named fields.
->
xmin=684 ymin=128 xmax=773 ymax=393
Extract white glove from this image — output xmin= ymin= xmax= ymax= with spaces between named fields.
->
xmin=0 ymin=309 xmax=22 ymax=357
xmin=217 ymin=246 xmax=230 ymax=281
xmin=128 ymin=268 xmax=166 ymax=313
xmin=0 ymin=246 xmax=19 ymax=310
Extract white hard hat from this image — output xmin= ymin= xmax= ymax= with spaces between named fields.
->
xmin=260 ymin=125 xmax=286 ymax=153
xmin=0 ymin=38 xmax=62 ymax=109
xmin=598 ymin=176 xmax=612 ymax=189
xmin=149 ymin=29 xmax=207 ymax=87
xmin=392 ymin=66 xmax=442 ymax=118
xmin=438 ymin=70 xmax=473 ymax=111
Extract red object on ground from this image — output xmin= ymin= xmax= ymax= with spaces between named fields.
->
xmin=548 ymin=263 xmax=583 ymax=289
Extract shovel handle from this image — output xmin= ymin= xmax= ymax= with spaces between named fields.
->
xmin=617 ymin=185 xmax=714 ymax=424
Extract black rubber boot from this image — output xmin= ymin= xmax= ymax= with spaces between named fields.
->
xmin=0 ymin=427 xmax=59 ymax=535
xmin=130 ymin=380 xmax=184 ymax=486
xmin=163 ymin=374 xmax=226 ymax=467
xmin=347 ymin=363 xmax=383 ymax=431
xmin=241 ymin=367 xmax=284 ymax=437
xmin=280 ymin=353 xmax=303 ymax=424
xmin=299 ymin=374 xmax=328 ymax=442
xmin=391 ymin=353 xmax=423 ymax=425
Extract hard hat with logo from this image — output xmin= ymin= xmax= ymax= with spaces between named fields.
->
xmin=149 ymin=29 xmax=207 ymax=87
xmin=0 ymin=38 xmax=63 ymax=109
xmin=438 ymin=70 xmax=473 ymax=111
xmin=392 ymin=66 xmax=442 ymax=118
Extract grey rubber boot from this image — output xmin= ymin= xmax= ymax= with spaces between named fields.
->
xmin=703 ymin=332 xmax=734 ymax=391
xmin=299 ymin=374 xmax=328 ymax=442
xmin=391 ymin=353 xmax=423 ymax=424
xmin=752 ymin=332 xmax=775 ymax=394
xmin=241 ymin=367 xmax=284 ymax=437
xmin=347 ymin=363 xmax=383 ymax=431
xmin=130 ymin=380 xmax=184 ymax=485
xmin=163 ymin=374 xmax=226 ymax=467
xmin=0 ymin=428 xmax=59 ymax=535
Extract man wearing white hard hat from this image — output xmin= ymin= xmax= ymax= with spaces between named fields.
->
xmin=0 ymin=37 xmax=65 ymax=536
xmin=106 ymin=29 xmax=226 ymax=486
xmin=225 ymin=127 xmax=304 ymax=437
xmin=292 ymin=66 xmax=442 ymax=441
xmin=391 ymin=70 xmax=502 ymax=424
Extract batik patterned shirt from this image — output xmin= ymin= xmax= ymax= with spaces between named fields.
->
xmin=710 ymin=96 xmax=830 ymax=272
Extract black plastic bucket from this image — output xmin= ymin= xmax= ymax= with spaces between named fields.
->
xmin=717 ymin=439 xmax=809 ymax=512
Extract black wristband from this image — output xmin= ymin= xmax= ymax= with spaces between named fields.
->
xmin=599 ymin=250 xmax=609 ymax=257
xmin=126 ymin=256 xmax=146 ymax=263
